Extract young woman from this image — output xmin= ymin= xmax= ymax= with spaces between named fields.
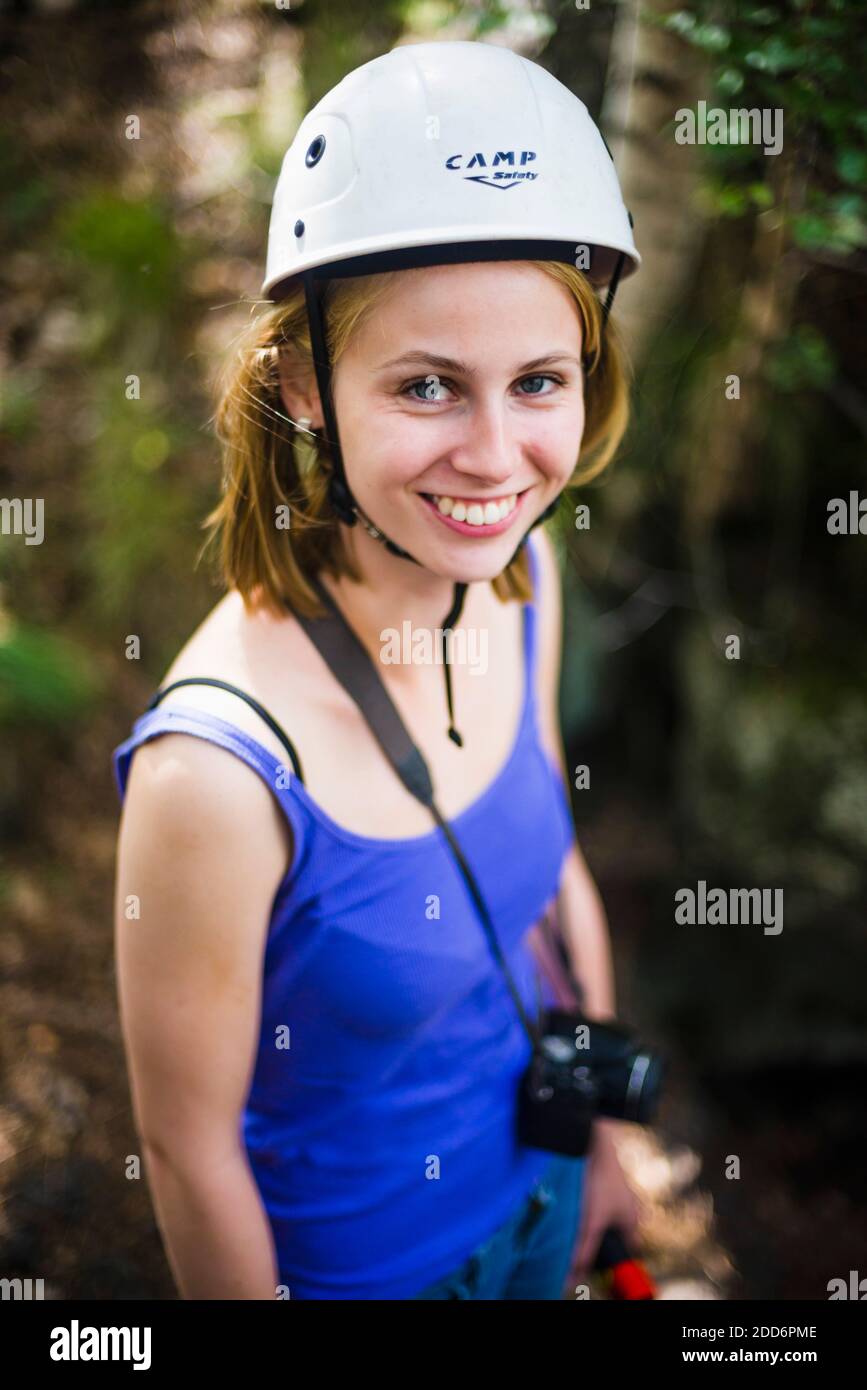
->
xmin=112 ymin=40 xmax=643 ymax=1300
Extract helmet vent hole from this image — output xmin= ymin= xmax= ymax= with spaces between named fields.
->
xmin=305 ymin=136 xmax=326 ymax=168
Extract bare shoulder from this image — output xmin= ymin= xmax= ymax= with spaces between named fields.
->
xmin=121 ymin=725 xmax=288 ymax=863
xmin=118 ymin=588 xmax=308 ymax=888
xmin=153 ymin=587 xmax=320 ymax=765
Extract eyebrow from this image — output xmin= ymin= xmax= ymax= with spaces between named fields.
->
xmin=374 ymin=350 xmax=583 ymax=375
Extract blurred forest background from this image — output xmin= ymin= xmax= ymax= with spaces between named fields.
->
xmin=1 ymin=0 xmax=865 ymax=1299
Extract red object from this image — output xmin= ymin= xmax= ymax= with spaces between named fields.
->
xmin=601 ymin=1258 xmax=656 ymax=1300
xmin=594 ymin=1227 xmax=656 ymax=1299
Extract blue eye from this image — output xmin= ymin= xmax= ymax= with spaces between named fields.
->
xmin=400 ymin=373 xmax=564 ymax=402
xmin=518 ymin=374 xmax=560 ymax=395
xmin=404 ymin=377 xmax=451 ymax=402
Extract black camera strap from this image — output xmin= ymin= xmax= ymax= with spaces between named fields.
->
xmin=290 ymin=573 xmax=546 ymax=1049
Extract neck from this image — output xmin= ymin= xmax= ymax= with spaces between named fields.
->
xmin=318 ymin=527 xmax=475 ymax=673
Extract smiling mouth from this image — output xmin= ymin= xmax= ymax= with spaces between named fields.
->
xmin=419 ymin=489 xmax=528 ymax=526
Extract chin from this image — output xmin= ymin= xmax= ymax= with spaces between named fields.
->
xmin=420 ymin=540 xmax=523 ymax=586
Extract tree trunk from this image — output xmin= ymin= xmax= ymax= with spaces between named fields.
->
xmin=598 ymin=0 xmax=708 ymax=370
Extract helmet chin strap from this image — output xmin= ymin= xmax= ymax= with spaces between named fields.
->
xmin=330 ymin=473 xmax=560 ymax=747
xmin=327 ymin=468 xmax=475 ymax=746
xmin=301 ymin=259 xmax=623 ymax=745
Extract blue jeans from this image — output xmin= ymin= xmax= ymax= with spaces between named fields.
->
xmin=412 ymin=1152 xmax=586 ymax=1300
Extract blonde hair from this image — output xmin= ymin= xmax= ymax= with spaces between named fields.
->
xmin=201 ymin=261 xmax=630 ymax=617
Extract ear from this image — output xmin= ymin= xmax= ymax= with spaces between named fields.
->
xmin=277 ymin=344 xmax=324 ymax=430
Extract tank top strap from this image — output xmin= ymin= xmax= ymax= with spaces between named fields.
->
xmin=521 ymin=530 xmax=543 ymax=712
xmin=524 ymin=527 xmax=541 ymax=594
xmin=142 ymin=678 xmax=305 ymax=779
xmin=111 ymin=697 xmax=311 ymax=872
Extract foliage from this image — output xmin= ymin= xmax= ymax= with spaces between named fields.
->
xmin=0 ymin=622 xmax=100 ymax=726
xmin=654 ymin=1 xmax=867 ymax=256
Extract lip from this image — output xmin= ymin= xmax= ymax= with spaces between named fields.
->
xmin=417 ymin=489 xmax=529 ymax=537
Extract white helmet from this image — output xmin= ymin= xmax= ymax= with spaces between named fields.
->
xmin=263 ymin=39 xmax=639 ymax=301
xmin=261 ymin=41 xmax=639 ymax=743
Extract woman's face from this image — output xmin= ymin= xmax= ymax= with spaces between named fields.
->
xmin=322 ymin=261 xmax=586 ymax=581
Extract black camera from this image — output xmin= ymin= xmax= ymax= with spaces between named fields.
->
xmin=517 ymin=1009 xmax=665 ymax=1157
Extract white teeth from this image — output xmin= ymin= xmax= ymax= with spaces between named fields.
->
xmin=429 ymin=493 xmax=518 ymax=526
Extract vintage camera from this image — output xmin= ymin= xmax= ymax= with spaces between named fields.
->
xmin=517 ymin=1009 xmax=665 ymax=1157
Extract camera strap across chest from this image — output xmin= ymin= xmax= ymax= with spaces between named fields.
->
xmin=290 ymin=573 xmax=551 ymax=1048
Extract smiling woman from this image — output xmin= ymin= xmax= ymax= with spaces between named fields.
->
xmin=202 ymin=257 xmax=630 ymax=617
xmin=112 ymin=37 xmax=644 ymax=1303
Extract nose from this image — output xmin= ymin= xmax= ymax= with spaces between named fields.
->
xmin=447 ymin=393 xmax=522 ymax=488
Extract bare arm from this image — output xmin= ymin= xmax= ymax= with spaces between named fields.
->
xmin=114 ymin=733 xmax=293 ymax=1299
xmin=532 ymin=527 xmax=617 ymax=1021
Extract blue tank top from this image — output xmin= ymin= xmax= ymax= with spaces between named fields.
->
xmin=112 ymin=533 xmax=576 ymax=1299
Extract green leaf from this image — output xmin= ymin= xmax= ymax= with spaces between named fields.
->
xmin=663 ymin=10 xmax=696 ymax=38
xmin=791 ymin=205 xmax=866 ymax=254
xmin=0 ymin=370 xmax=41 ymax=441
xmin=717 ymin=68 xmax=745 ymax=95
xmin=716 ymin=185 xmax=749 ymax=216
xmin=831 ymin=191 xmax=865 ymax=218
xmin=831 ymin=210 xmax=867 ymax=249
xmin=747 ymin=182 xmax=774 ymax=209
xmin=0 ymin=624 xmax=100 ymax=726
xmin=745 ymin=7 xmax=780 ymax=24
xmin=691 ymin=23 xmax=730 ymax=52
xmin=765 ymin=325 xmax=835 ymax=393
xmin=792 ymin=213 xmax=835 ymax=250
xmin=744 ymin=38 xmax=801 ymax=74
xmin=53 ymin=191 xmax=185 ymax=312
xmin=836 ymin=149 xmax=867 ymax=186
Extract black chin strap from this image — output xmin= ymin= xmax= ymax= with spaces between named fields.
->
xmin=440 ymin=582 xmax=468 ymax=747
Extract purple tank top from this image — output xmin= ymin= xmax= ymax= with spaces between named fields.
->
xmin=112 ymin=532 xmax=576 ymax=1299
